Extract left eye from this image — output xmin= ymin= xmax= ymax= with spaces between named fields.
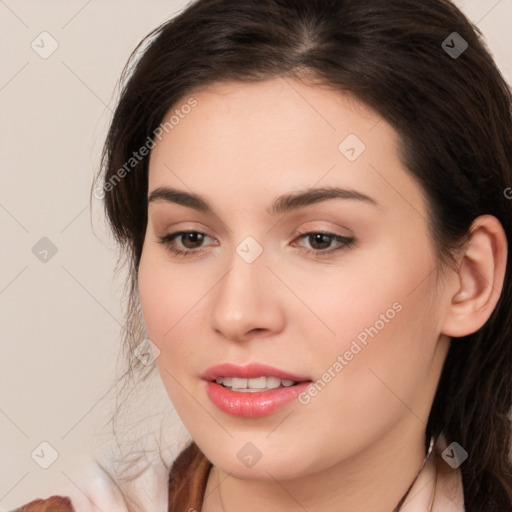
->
xmin=293 ymin=232 xmax=355 ymax=255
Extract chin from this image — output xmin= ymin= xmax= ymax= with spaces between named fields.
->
xmin=202 ymin=440 xmax=321 ymax=481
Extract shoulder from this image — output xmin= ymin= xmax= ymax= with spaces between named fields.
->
xmin=11 ymin=495 xmax=75 ymax=512
xmin=11 ymin=457 xmax=168 ymax=512
xmin=10 ymin=464 xmax=126 ymax=512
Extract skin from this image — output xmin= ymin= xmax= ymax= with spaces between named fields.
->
xmin=137 ymin=78 xmax=507 ymax=511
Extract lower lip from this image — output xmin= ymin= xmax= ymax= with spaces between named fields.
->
xmin=205 ymin=381 xmax=311 ymax=418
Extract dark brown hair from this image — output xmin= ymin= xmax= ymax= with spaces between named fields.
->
xmin=95 ymin=0 xmax=512 ymax=509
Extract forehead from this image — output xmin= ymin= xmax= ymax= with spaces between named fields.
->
xmin=152 ymin=78 xmax=385 ymax=159
xmin=147 ymin=78 xmax=427 ymax=221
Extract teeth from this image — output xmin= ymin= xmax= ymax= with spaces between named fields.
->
xmin=266 ymin=377 xmax=281 ymax=389
xmin=215 ymin=376 xmax=297 ymax=391
xmin=248 ymin=377 xmax=267 ymax=389
xmin=231 ymin=377 xmax=247 ymax=389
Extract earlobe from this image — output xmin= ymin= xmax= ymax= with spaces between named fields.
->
xmin=441 ymin=215 xmax=507 ymax=338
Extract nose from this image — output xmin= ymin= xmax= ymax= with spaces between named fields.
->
xmin=210 ymin=250 xmax=285 ymax=342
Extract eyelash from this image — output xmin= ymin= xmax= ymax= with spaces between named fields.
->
xmin=157 ymin=230 xmax=355 ymax=258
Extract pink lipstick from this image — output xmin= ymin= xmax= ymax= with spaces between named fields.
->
xmin=202 ymin=363 xmax=312 ymax=418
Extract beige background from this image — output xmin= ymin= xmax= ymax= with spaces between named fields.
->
xmin=1 ymin=1 xmax=511 ymax=510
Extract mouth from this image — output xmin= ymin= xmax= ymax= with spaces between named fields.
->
xmin=214 ymin=376 xmax=298 ymax=392
xmin=201 ymin=363 xmax=312 ymax=417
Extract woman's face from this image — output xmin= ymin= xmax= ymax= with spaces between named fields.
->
xmin=138 ymin=78 xmax=452 ymax=480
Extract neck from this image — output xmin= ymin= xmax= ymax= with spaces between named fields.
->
xmin=202 ymin=422 xmax=428 ymax=512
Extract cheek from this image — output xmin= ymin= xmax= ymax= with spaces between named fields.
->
xmin=137 ymin=247 xmax=204 ymax=416
xmin=301 ymin=294 xmax=439 ymax=467
xmin=292 ymin=233 xmax=439 ymax=384
xmin=138 ymin=239 xmax=208 ymax=333
xmin=281 ymin=233 xmax=436 ymax=354
xmin=297 ymin=242 xmax=440 ymax=433
xmin=137 ymin=242 xmax=227 ymax=397
xmin=137 ymin=247 xmax=199 ymax=360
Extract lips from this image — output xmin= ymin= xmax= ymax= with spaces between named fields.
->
xmin=201 ymin=363 xmax=311 ymax=382
xmin=201 ymin=363 xmax=312 ymax=418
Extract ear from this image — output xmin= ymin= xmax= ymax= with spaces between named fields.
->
xmin=441 ymin=215 xmax=508 ymax=338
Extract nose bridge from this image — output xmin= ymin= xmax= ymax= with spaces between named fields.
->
xmin=210 ymin=240 xmax=282 ymax=340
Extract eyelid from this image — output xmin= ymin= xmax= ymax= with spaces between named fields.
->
xmin=292 ymin=220 xmax=354 ymax=237
xmin=149 ymin=209 xmax=230 ymax=240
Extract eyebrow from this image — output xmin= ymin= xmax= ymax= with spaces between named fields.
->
xmin=147 ymin=186 xmax=378 ymax=215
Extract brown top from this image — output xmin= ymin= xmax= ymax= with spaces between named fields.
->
xmin=11 ymin=495 xmax=76 ymax=512
xmin=12 ymin=440 xmax=464 ymax=512
xmin=167 ymin=441 xmax=212 ymax=511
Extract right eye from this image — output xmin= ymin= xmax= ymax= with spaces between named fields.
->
xmin=158 ymin=231 xmax=216 ymax=257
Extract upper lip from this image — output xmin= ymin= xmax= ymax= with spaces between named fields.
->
xmin=201 ymin=363 xmax=311 ymax=382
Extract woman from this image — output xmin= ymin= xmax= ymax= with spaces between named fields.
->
xmin=16 ymin=0 xmax=512 ymax=510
